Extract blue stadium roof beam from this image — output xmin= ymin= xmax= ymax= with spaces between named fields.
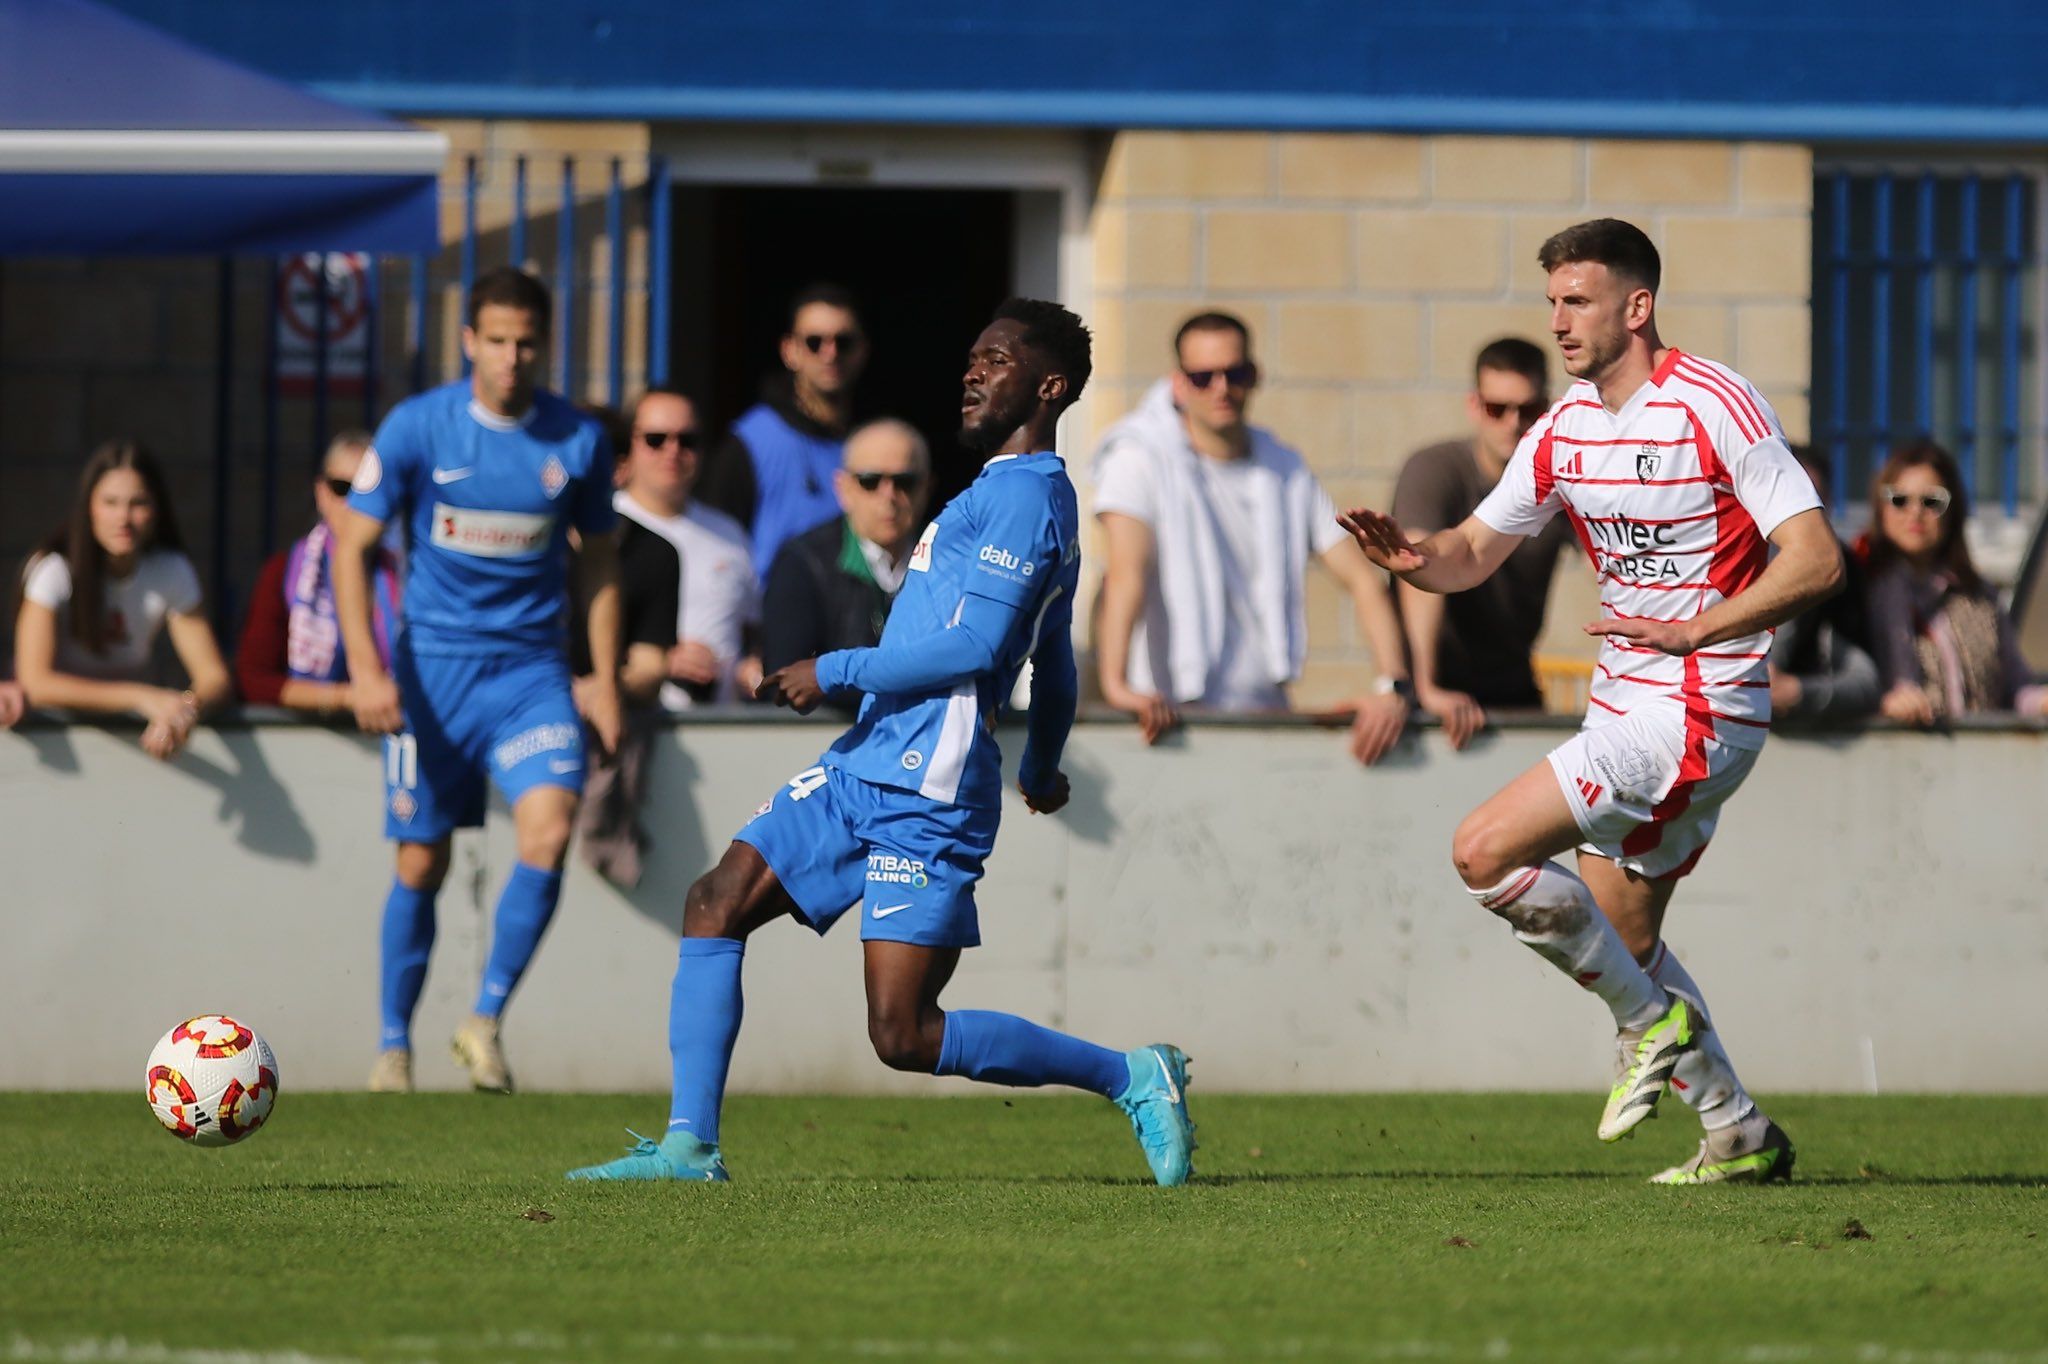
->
xmin=0 ymin=0 xmax=444 ymax=255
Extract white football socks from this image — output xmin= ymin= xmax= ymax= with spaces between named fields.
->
xmin=1646 ymin=943 xmax=1755 ymax=1132
xmin=1469 ymin=863 xmax=1669 ymax=1031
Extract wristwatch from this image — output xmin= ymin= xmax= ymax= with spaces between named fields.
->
xmin=1373 ymin=675 xmax=1415 ymax=703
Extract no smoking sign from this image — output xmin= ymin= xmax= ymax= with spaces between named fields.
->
xmin=275 ymin=253 xmax=369 ymax=396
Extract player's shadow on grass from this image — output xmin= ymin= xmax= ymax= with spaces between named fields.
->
xmin=171 ymin=730 xmax=317 ymax=863
xmin=1795 ymin=1173 xmax=2048 ymax=1188
xmin=242 ymin=1180 xmax=401 ymax=1194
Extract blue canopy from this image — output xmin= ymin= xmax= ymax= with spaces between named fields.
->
xmin=0 ymin=0 xmax=443 ymax=255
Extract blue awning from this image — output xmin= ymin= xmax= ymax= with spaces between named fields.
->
xmin=0 ymin=0 xmax=444 ymax=255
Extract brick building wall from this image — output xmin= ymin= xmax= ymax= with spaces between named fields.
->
xmin=1085 ymin=131 xmax=1813 ymax=704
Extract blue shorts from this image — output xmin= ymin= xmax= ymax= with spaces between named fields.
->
xmin=384 ymin=641 xmax=585 ymax=843
xmin=736 ymin=763 xmax=998 ymax=949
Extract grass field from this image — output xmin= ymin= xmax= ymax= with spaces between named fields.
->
xmin=4 ymin=1093 xmax=2045 ymax=1364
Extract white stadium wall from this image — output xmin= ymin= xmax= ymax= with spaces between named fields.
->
xmin=4 ymin=717 xmax=2043 ymax=1094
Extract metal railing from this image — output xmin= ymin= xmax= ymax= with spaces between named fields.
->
xmin=268 ymin=151 xmax=674 ymax=556
xmin=1814 ymin=168 xmax=2039 ymax=517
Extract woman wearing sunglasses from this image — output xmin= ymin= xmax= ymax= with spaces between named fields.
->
xmin=1866 ymin=440 xmax=2046 ymax=725
xmin=234 ymin=430 xmax=401 ymax=715
xmin=15 ymin=438 xmax=233 ymax=759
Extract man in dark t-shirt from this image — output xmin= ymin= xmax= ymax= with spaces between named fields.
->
xmin=1391 ymin=338 xmax=1571 ymax=739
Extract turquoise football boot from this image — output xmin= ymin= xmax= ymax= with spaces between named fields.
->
xmin=1114 ymin=1044 xmax=1196 ymax=1186
xmin=565 ymin=1128 xmax=729 ymax=1182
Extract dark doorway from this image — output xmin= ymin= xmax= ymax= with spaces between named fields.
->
xmin=667 ymin=184 xmax=1017 ymax=507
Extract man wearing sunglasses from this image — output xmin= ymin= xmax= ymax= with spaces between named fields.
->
xmin=609 ymin=388 xmax=762 ymax=712
xmin=701 ymin=282 xmax=870 ymax=575
xmin=760 ymin=418 xmax=932 ymax=716
xmin=1391 ymin=338 xmax=1574 ymax=746
xmin=1093 ymin=311 xmax=1413 ymax=765
xmin=235 ymin=429 xmax=400 ymax=715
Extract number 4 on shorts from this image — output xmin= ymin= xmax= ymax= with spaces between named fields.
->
xmin=786 ymin=767 xmax=827 ymax=801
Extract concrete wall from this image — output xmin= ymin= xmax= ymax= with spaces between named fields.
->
xmin=6 ymin=716 xmax=2041 ymax=1095
xmin=1086 ymin=132 xmax=1814 ymax=703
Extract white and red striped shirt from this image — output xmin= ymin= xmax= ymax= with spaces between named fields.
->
xmin=1474 ymin=349 xmax=1819 ymax=750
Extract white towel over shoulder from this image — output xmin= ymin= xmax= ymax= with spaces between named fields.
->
xmin=1090 ymin=379 xmax=1342 ymax=707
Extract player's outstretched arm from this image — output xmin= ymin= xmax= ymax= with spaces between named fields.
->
xmin=1018 ymin=623 xmax=1078 ymax=815
xmin=814 ymin=594 xmax=1020 ymax=697
xmin=331 ymin=508 xmax=403 ymax=734
xmin=1586 ymin=508 xmax=1845 ymax=656
xmin=1334 ymin=510 xmax=1519 ymax=596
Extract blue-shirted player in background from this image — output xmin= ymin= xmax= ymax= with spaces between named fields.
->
xmin=567 ymin=298 xmax=1196 ymax=1186
xmin=334 ymin=266 xmax=623 ymax=1095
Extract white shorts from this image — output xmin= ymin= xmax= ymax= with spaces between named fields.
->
xmin=1546 ymin=705 xmax=1759 ymax=880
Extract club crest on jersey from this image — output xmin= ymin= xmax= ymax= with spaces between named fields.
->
xmin=540 ymin=454 xmax=569 ymax=499
xmin=1636 ymin=442 xmax=1661 ymax=483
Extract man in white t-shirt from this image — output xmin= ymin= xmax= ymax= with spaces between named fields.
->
xmin=1341 ymin=220 xmax=1844 ymax=1184
xmin=1092 ymin=312 xmax=1412 ymax=765
xmin=611 ymin=388 xmax=763 ymax=710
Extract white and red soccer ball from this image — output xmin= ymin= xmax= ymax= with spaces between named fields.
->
xmin=145 ymin=1016 xmax=279 ymax=1147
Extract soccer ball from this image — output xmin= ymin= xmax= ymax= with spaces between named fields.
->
xmin=145 ymin=1016 xmax=279 ymax=1147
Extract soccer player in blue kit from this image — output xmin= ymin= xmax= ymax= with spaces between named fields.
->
xmin=567 ymin=299 xmax=1197 ymax=1186
xmin=333 ymin=267 xmax=624 ymax=1095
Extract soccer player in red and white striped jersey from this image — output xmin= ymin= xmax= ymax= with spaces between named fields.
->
xmin=1340 ymin=219 xmax=1843 ymax=1184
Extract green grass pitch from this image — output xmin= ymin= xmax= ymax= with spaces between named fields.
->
xmin=4 ymin=1093 xmax=2045 ymax=1363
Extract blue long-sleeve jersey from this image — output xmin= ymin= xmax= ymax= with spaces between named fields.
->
xmin=814 ymin=450 xmax=1079 ymax=808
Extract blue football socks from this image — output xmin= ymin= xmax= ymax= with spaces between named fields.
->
xmin=667 ymin=937 xmax=746 ymax=1143
xmin=935 ymin=1009 xmax=1129 ymax=1098
xmin=378 ymin=879 xmax=438 ymax=1049
xmin=473 ymin=862 xmax=563 ymax=1018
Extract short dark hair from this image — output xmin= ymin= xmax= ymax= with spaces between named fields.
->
xmin=1537 ymin=218 xmax=1661 ymax=295
xmin=786 ymin=282 xmax=860 ymax=333
xmin=1473 ymin=337 xmax=1548 ymax=391
xmin=1174 ymin=310 xmax=1252 ymax=360
xmin=992 ymin=297 xmax=1092 ymax=412
xmin=467 ymin=266 xmax=551 ymax=333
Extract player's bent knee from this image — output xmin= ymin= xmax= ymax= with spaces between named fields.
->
xmin=515 ymin=819 xmax=573 ymax=870
xmin=681 ymin=871 xmax=748 ymax=940
xmin=1451 ymin=816 xmax=1515 ymax=892
xmin=395 ymin=841 xmax=451 ymax=891
xmin=866 ymin=1012 xmax=934 ymax=1073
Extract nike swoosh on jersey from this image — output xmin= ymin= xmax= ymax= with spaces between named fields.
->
xmin=870 ymin=903 xmax=913 ymax=919
xmin=431 ymin=466 xmax=476 ymax=484
xmin=547 ymin=758 xmax=581 ymax=774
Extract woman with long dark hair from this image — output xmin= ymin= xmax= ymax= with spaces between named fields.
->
xmin=1865 ymin=440 xmax=2046 ymax=725
xmin=14 ymin=439 xmax=232 ymax=758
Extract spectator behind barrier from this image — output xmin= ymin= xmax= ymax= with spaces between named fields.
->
xmin=14 ymin=439 xmax=232 ymax=759
xmin=1390 ymin=337 xmax=1572 ymax=746
xmin=759 ymin=418 xmax=931 ymax=716
xmin=1865 ymin=440 xmax=2048 ymax=725
xmin=234 ymin=431 xmax=399 ymax=714
xmin=1091 ymin=310 xmax=1414 ymax=766
xmin=700 ymin=283 xmax=869 ymax=573
xmin=608 ymin=387 xmax=762 ymax=710
xmin=1767 ymin=446 xmax=1879 ymax=724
